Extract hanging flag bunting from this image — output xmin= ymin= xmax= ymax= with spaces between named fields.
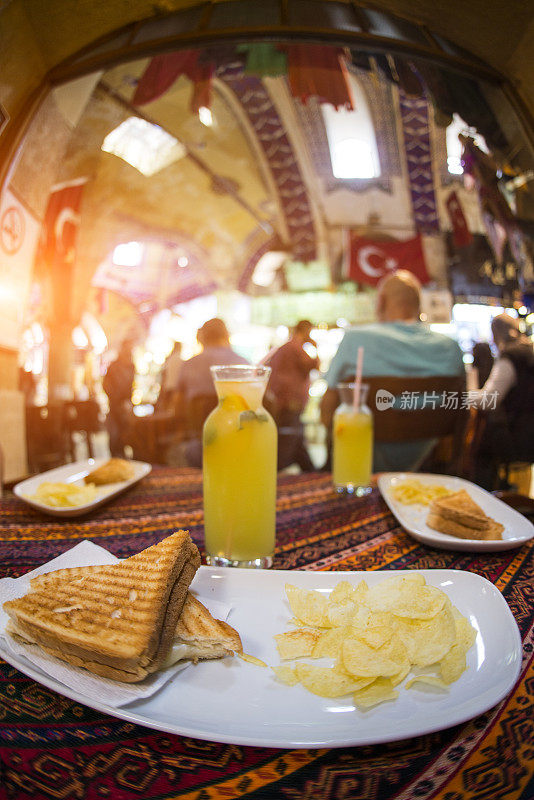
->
xmin=283 ymin=45 xmax=354 ymax=110
xmin=445 ymin=191 xmax=473 ymax=249
xmin=346 ymin=232 xmax=430 ymax=287
xmin=133 ymin=50 xmax=214 ymax=113
xmin=236 ymin=43 xmax=287 ymax=78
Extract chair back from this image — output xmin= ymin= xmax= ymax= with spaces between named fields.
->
xmin=185 ymin=394 xmax=218 ymax=438
xmin=363 ymin=375 xmax=467 ymax=443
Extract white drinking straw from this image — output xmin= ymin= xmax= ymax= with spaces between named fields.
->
xmin=353 ymin=346 xmax=364 ymax=408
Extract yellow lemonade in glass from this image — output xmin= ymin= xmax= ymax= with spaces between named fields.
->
xmin=332 ymin=383 xmax=373 ymax=495
xmin=203 ymin=365 xmax=277 ymax=567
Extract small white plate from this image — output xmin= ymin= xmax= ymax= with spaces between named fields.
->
xmin=378 ymin=472 xmax=534 ymax=551
xmin=13 ymin=458 xmax=151 ymax=517
xmin=0 ymin=566 xmax=522 ymax=748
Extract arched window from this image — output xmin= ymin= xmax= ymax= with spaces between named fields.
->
xmin=321 ymin=76 xmax=381 ymax=180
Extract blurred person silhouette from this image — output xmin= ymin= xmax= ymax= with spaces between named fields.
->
xmin=264 ymin=320 xmax=319 ymax=472
xmin=158 ymin=341 xmax=183 ymax=412
xmin=176 ymin=318 xmax=249 ymax=467
xmin=472 ymin=341 xmax=494 ymax=388
xmin=103 ymin=340 xmax=135 ymax=458
xmin=320 ymin=270 xmax=465 ymax=472
xmin=469 ymin=313 xmax=534 ymax=490
xmin=19 ymin=367 xmax=37 ymax=405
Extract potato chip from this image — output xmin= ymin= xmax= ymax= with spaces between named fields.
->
xmin=274 ymin=629 xmax=320 ymax=660
xmin=285 ymin=584 xmax=329 ymax=627
xmin=326 ymin=598 xmax=356 ymax=627
xmin=365 ymin=575 xmax=446 ymax=619
xmin=356 ymin=625 xmax=393 ymax=650
xmin=440 ymin=643 xmax=467 ymax=684
xmin=312 ymin=627 xmax=346 ymax=659
xmin=390 ymin=663 xmax=411 ymax=686
xmin=353 ymin=677 xmax=398 ymax=709
xmin=342 ymin=633 xmax=408 ymax=678
xmin=452 ymin=612 xmax=477 ymax=651
xmin=272 ymin=665 xmax=299 ymax=686
xmin=351 ymin=606 xmax=393 ymax=632
xmin=329 ymin=581 xmax=356 ymax=603
xmin=406 ymin=674 xmax=448 ymax=691
xmin=392 ymin=605 xmax=456 ymax=666
xmin=295 ymin=663 xmax=372 ymax=697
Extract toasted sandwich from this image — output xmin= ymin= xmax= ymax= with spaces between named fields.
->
xmin=84 ymin=458 xmax=136 ymax=485
xmin=3 ymin=531 xmax=202 ymax=682
xmin=427 ymin=490 xmax=503 ymax=540
xmin=28 ymin=566 xmax=242 ymax=665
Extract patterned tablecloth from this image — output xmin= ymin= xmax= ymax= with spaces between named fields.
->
xmin=0 ymin=468 xmax=532 ymax=800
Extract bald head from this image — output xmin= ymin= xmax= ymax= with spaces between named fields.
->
xmin=376 ymin=270 xmax=422 ymax=322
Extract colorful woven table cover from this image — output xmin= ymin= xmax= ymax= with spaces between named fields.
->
xmin=0 ymin=468 xmax=532 ymax=800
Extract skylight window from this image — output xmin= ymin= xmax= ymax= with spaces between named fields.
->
xmin=102 ymin=117 xmax=186 ymax=177
xmin=322 ymin=77 xmax=380 ymax=180
xmin=446 ymin=113 xmax=489 ymax=175
xmin=112 ymin=241 xmax=144 ymax=267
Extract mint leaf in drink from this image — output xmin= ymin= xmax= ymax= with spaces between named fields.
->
xmin=238 ymin=410 xmax=269 ymax=429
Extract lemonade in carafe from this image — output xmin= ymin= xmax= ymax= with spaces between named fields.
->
xmin=203 ymin=365 xmax=277 ymax=567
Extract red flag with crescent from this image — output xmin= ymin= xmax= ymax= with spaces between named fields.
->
xmin=34 ymin=178 xmax=86 ymax=319
xmin=346 ymin=232 xmax=430 ymax=287
xmin=445 ymin=190 xmax=473 ymax=249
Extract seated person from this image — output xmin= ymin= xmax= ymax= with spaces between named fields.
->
xmin=265 ymin=320 xmax=319 ymax=472
xmin=176 ymin=318 xmax=249 ymax=466
xmin=469 ymin=313 xmax=534 ymax=491
xmin=320 ymin=270 xmax=465 ymax=472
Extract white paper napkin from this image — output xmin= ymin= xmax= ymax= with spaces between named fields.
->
xmin=0 ymin=541 xmax=231 ymax=708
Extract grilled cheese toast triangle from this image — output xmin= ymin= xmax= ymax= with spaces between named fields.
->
xmin=3 ymin=531 xmax=201 ymax=682
xmin=427 ymin=490 xmax=504 ymax=541
xmin=429 ymin=490 xmax=490 ymax=530
xmin=27 ymin=566 xmax=242 ymax=664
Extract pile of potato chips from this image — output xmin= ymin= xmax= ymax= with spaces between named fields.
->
xmin=28 ymin=481 xmax=101 ymax=508
xmin=272 ymin=573 xmax=476 ymax=709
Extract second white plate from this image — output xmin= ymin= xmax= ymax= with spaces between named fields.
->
xmin=378 ymin=472 xmax=534 ymax=551
xmin=13 ymin=458 xmax=152 ymax=517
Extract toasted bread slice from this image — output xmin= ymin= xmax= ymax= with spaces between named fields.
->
xmin=3 ymin=531 xmax=200 ymax=682
xmin=26 ymin=561 xmax=242 ymax=667
xmin=429 ymin=490 xmax=490 ymax=531
xmin=85 ymin=458 xmax=136 ymax=485
xmin=164 ymin=594 xmax=242 ymax=666
xmin=427 ymin=511 xmax=504 ymax=541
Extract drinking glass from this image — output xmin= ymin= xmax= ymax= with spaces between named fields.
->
xmin=332 ymin=382 xmax=373 ymax=495
xmin=203 ymin=364 xmax=277 ymax=568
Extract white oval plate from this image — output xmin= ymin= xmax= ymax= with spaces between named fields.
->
xmin=0 ymin=566 xmax=522 ymax=749
xmin=13 ymin=458 xmax=152 ymax=517
xmin=378 ymin=472 xmax=534 ymax=551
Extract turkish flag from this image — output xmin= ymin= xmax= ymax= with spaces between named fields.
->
xmin=346 ymin=232 xmax=430 ymax=287
xmin=445 ymin=191 xmax=473 ymax=248
xmin=34 ymin=179 xmax=86 ymax=319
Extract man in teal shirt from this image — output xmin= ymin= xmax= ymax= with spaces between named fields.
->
xmin=320 ymin=271 xmax=465 ymax=471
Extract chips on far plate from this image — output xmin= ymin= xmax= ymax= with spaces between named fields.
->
xmin=27 ymin=481 xmax=101 ymax=508
xmin=272 ymin=574 xmax=476 ymax=710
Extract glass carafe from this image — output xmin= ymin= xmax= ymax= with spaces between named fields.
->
xmin=203 ymin=364 xmax=277 ymax=567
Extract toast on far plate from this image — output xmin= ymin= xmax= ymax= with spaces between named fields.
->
xmin=84 ymin=458 xmax=136 ymax=485
xmin=427 ymin=490 xmax=504 ymax=541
